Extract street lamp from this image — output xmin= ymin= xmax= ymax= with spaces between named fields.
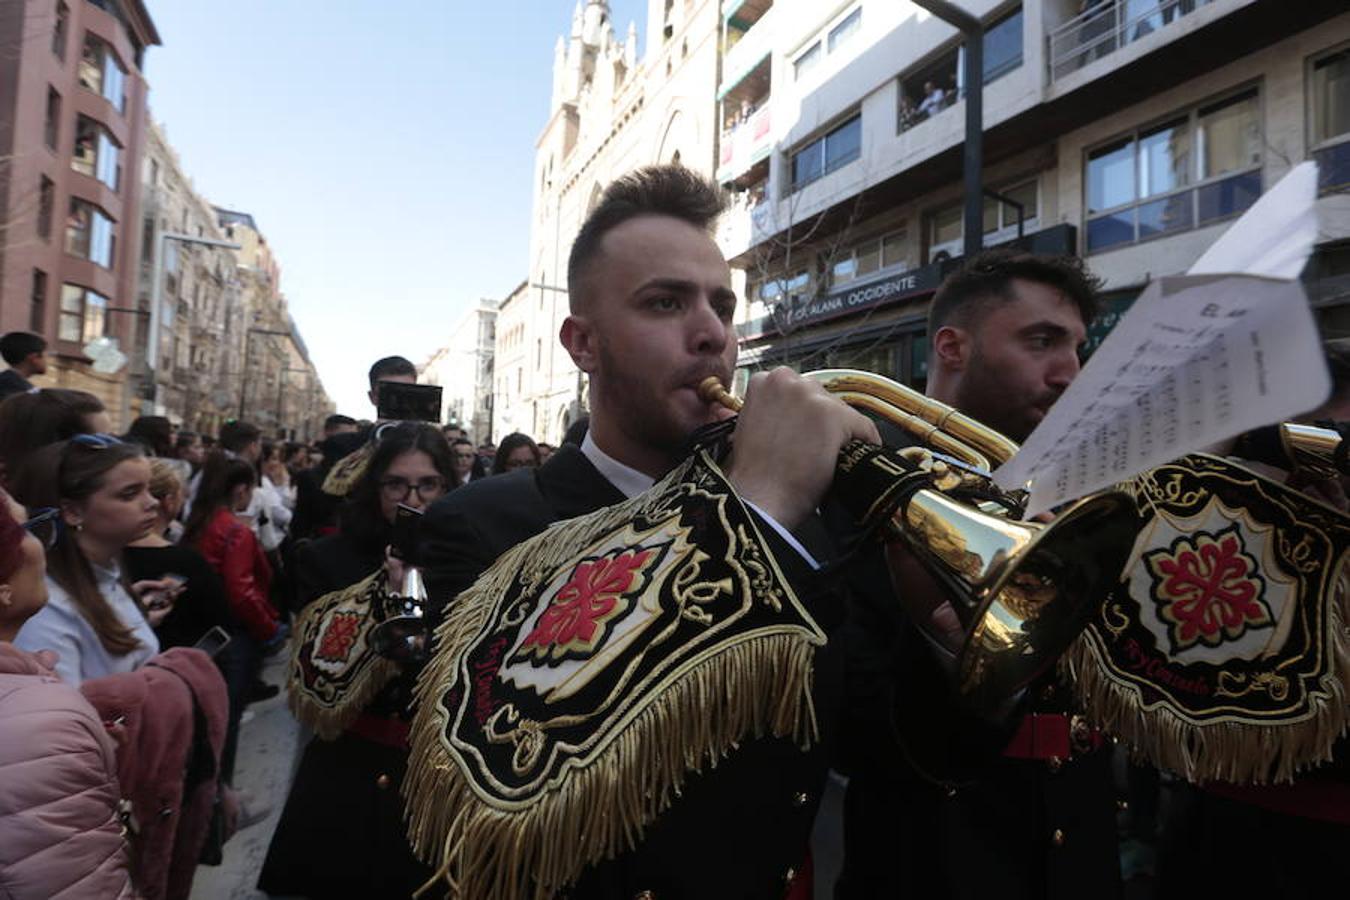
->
xmin=147 ymin=231 xmax=241 ymax=413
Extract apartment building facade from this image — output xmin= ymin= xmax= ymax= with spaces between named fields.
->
xmin=0 ymin=0 xmax=160 ymax=426
xmin=716 ymin=0 xmax=1350 ymax=391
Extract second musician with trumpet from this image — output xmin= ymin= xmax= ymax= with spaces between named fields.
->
xmin=834 ymin=249 xmax=1125 ymax=900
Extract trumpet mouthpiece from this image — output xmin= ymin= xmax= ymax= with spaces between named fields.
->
xmin=698 ymin=376 xmax=742 ymax=412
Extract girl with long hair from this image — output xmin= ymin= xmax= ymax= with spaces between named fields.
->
xmin=11 ymin=436 xmax=168 ymax=684
xmin=185 ymin=451 xmax=280 ymax=785
xmin=260 ymin=422 xmax=455 ymax=898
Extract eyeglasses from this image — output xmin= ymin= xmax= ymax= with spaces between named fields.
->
xmin=21 ymin=507 xmax=62 ymax=549
xmin=379 ymin=476 xmax=448 ymax=502
xmin=69 ymin=433 xmax=123 ymax=450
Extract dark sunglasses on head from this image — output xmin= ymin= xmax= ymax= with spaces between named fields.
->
xmin=21 ymin=507 xmax=62 ymax=549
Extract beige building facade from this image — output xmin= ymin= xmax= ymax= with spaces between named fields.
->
xmin=496 ymin=0 xmax=724 ymax=445
xmin=714 ymin=0 xmax=1349 ymax=388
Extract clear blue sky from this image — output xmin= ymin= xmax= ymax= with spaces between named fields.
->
xmin=145 ymin=0 xmax=648 ymax=419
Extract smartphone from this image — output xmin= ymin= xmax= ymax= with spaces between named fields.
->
xmin=193 ymin=625 xmax=232 ymax=659
xmin=389 ymin=502 xmax=424 ymax=565
xmin=376 ymin=382 xmax=443 ymax=423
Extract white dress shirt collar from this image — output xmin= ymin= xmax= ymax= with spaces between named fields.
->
xmin=580 ymin=432 xmax=654 ymax=499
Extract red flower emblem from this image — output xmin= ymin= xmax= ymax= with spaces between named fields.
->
xmin=517 ymin=547 xmax=656 ymax=662
xmin=316 ymin=612 xmax=362 ymax=663
xmin=1144 ymin=525 xmax=1271 ymax=651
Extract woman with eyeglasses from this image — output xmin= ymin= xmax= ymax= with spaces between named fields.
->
xmin=10 ymin=437 xmax=171 ymax=685
xmin=259 ymin=422 xmax=455 ymax=899
xmin=0 ymin=491 xmax=138 ymax=898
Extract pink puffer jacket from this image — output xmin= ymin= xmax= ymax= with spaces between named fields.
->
xmin=0 ymin=642 xmax=137 ymax=899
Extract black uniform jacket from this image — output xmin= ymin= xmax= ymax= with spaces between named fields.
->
xmin=419 ymin=443 xmax=850 ymax=900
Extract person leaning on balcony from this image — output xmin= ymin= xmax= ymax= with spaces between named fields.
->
xmin=917 ymin=80 xmax=946 ymax=118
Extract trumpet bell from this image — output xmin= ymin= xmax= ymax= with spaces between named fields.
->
xmin=896 ymin=489 xmax=1137 ymax=712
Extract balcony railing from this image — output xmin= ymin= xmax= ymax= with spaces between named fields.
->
xmin=1049 ymin=0 xmax=1213 ymax=83
xmin=717 ymin=105 xmax=772 ymax=183
xmin=721 ymin=4 xmax=775 ymax=98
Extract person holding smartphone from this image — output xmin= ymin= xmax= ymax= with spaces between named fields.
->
xmin=11 ymin=436 xmax=176 ymax=685
xmin=124 ymin=460 xmax=232 ymax=650
xmin=260 ymin=422 xmax=456 ymax=899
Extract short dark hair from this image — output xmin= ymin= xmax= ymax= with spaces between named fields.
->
xmin=219 ymin=419 xmax=262 ymax=453
xmin=567 ymin=165 xmax=727 ymax=313
xmin=324 ymin=413 xmax=357 ymax=431
xmin=0 ymin=332 xmax=46 ymax=366
xmin=368 ymin=356 xmax=417 ymax=388
xmin=1323 ymin=339 xmax=1350 ymax=395
xmin=927 ymin=250 xmax=1102 ymax=339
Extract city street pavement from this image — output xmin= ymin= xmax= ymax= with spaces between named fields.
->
xmin=190 ymin=652 xmax=303 ymax=900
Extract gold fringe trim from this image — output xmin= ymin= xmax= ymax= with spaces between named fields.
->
xmin=402 ymin=466 xmax=820 ymax=899
xmin=1062 ymin=583 xmax=1350 ymax=785
xmin=287 ymin=572 xmax=401 ymax=741
xmin=322 ymin=442 xmax=375 ymax=497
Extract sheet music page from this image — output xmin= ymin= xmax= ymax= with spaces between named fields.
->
xmin=991 ymin=163 xmax=1326 ymax=516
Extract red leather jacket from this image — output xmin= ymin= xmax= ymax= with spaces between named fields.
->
xmin=193 ymin=508 xmax=277 ymax=642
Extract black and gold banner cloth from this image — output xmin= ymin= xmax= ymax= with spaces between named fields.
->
xmin=404 ymin=450 xmax=826 ymax=899
xmin=1064 ymin=454 xmax=1350 ymax=784
xmin=288 ymin=570 xmax=399 ymax=740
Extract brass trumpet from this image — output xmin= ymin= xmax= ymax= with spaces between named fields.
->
xmin=699 ymin=371 xmax=1137 ymax=712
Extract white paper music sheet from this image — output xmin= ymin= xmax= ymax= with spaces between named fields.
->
xmin=992 ymin=162 xmax=1328 ymax=516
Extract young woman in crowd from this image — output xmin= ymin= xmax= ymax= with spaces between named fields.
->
xmin=124 ymin=460 xmax=232 ymax=650
xmin=259 ymin=422 xmax=455 ymax=899
xmin=0 ymin=491 xmax=138 ymax=898
xmin=11 ymin=437 xmax=170 ymax=685
xmin=491 ymin=431 xmax=542 ymax=474
xmin=0 ymin=388 xmax=112 ymax=490
xmin=184 ymin=451 xmax=280 ymax=785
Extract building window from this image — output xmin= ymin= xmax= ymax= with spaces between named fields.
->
xmin=44 ymin=87 xmax=60 ymax=149
xmin=832 ymin=228 xmax=909 ymax=285
xmin=65 ymin=197 xmax=116 ymax=267
xmin=78 ymin=34 xmax=126 ymax=113
xmin=38 ymin=176 xmax=55 ymax=240
xmin=793 ymin=42 xmax=821 ymax=80
xmin=928 ymin=179 xmax=1040 ymax=261
xmin=59 ymin=283 xmax=108 ymax=344
xmin=749 ymin=269 xmax=813 ymax=319
xmin=978 ymin=8 xmax=1024 ymax=84
xmin=790 ymin=114 xmax=862 ymax=190
xmin=1086 ymin=87 xmax=1261 ymax=253
xmin=31 ymin=270 xmax=48 ymax=332
xmin=71 ymin=115 xmax=122 ymax=190
xmin=52 ymin=1 xmax=69 ymax=59
xmin=899 ymin=6 xmax=1024 ymax=133
xmin=828 ymin=7 xmax=862 ymax=54
xmin=1310 ymin=45 xmax=1350 ymax=193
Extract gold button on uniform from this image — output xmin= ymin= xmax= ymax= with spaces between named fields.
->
xmin=376 ymin=774 xmax=391 ymax=790
xmin=792 ymin=791 xmax=810 ymax=807
xmin=1051 ymin=828 xmax=1065 ymax=847
xmin=634 ymin=891 xmax=655 ymax=900
xmin=1047 ymin=756 xmax=1063 ymax=773
xmin=784 ymin=868 xmax=797 ymax=884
